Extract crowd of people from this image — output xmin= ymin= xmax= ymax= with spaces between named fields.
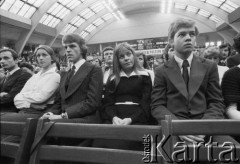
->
xmin=1 ymin=18 xmax=240 ymax=151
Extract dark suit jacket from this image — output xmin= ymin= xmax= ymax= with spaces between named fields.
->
xmin=0 ymin=69 xmax=32 ymax=112
xmin=226 ymin=54 xmax=240 ymax=68
xmin=151 ymin=55 xmax=225 ymax=124
xmin=47 ymin=62 xmax=103 ymax=123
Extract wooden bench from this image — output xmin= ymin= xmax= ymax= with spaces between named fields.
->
xmin=29 ymin=119 xmax=163 ymax=164
xmin=0 ymin=118 xmax=38 ymax=164
xmin=161 ymin=115 xmax=240 ymax=163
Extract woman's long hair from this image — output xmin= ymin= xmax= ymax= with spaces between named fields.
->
xmin=112 ymin=43 xmax=143 ymax=88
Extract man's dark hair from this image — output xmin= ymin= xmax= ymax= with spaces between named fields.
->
xmin=0 ymin=47 xmax=18 ymax=60
xmin=219 ymin=43 xmax=231 ymax=51
xmin=102 ymin=46 xmax=114 ymax=53
xmin=19 ymin=62 xmax=34 ymax=72
xmin=147 ymin=55 xmax=154 ymax=61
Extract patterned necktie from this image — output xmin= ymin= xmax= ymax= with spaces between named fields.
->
xmin=182 ymin=60 xmax=189 ymax=88
xmin=65 ymin=65 xmax=76 ymax=91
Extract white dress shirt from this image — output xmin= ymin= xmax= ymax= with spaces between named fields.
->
xmin=217 ymin=65 xmax=229 ymax=85
xmin=174 ymin=53 xmax=193 ymax=76
xmin=14 ymin=66 xmax=60 ymax=108
xmin=9 ymin=67 xmax=20 ymax=75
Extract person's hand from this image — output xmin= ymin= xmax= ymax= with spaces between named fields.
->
xmin=112 ymin=116 xmax=123 ymax=125
xmin=0 ymin=92 xmax=8 ymax=97
xmin=41 ymin=112 xmax=53 ymax=119
xmin=121 ymin=118 xmax=132 ymax=125
xmin=48 ymin=114 xmax=62 ymax=120
xmin=179 ymin=135 xmax=205 ymax=144
xmin=30 ymin=104 xmax=47 ymax=110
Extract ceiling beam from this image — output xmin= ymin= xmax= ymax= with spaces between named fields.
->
xmin=15 ymin=0 xmax=58 ymax=54
xmin=85 ymin=18 xmax=115 ymax=42
xmin=87 ymin=9 xmax=216 ymax=44
xmin=74 ymin=10 xmax=109 ymax=35
xmin=47 ymin=0 xmax=97 ymax=46
xmin=217 ymin=30 xmax=237 ymax=45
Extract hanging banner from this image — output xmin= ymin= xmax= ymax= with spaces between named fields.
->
xmin=135 ymin=48 xmax=164 ymax=56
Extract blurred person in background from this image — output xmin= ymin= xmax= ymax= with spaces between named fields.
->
xmin=163 ymin=43 xmax=174 ymax=62
xmin=219 ymin=43 xmax=231 ymax=66
xmin=203 ymin=46 xmax=229 ymax=85
xmin=136 ymin=52 xmax=154 ymax=85
xmin=193 ymin=46 xmax=201 ymax=56
xmin=93 ymin=57 xmax=102 ymax=67
xmin=147 ymin=55 xmax=154 ymax=71
xmin=19 ymin=62 xmax=34 ymax=75
xmin=226 ymin=33 xmax=240 ymax=68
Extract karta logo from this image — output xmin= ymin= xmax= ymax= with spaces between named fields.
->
xmin=142 ymin=134 xmax=240 ymax=163
xmin=157 ymin=135 xmax=239 ymax=163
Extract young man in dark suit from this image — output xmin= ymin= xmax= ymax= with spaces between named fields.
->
xmin=42 ymin=34 xmax=103 ymax=123
xmin=0 ymin=48 xmax=32 ymax=112
xmin=151 ymin=19 xmax=234 ymax=144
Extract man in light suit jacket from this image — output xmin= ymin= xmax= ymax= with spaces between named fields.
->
xmin=151 ymin=19 xmax=230 ymax=144
xmin=42 ymin=34 xmax=103 ymax=123
xmin=0 ymin=48 xmax=32 ymax=112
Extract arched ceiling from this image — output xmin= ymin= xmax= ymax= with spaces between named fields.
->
xmin=0 ymin=0 xmax=240 ymax=54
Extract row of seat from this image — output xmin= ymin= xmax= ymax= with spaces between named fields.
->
xmin=1 ymin=116 xmax=240 ymax=164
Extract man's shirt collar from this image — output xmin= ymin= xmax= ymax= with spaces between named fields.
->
xmin=72 ymin=59 xmax=86 ymax=73
xmin=9 ymin=67 xmax=20 ymax=75
xmin=174 ymin=53 xmax=193 ymax=69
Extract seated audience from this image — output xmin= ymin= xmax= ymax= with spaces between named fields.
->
xmin=136 ymin=52 xmax=154 ymax=85
xmin=203 ymin=46 xmax=228 ymax=84
xmin=0 ymin=48 xmax=32 ymax=112
xmin=226 ymin=33 xmax=240 ymax=68
xmin=1 ymin=45 xmax=60 ymax=121
xmin=41 ymin=33 xmax=103 ymax=124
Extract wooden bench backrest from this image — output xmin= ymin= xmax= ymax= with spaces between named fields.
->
xmin=30 ymin=119 xmax=163 ymax=164
xmin=161 ymin=115 xmax=240 ymax=163
xmin=1 ymin=118 xmax=38 ymax=164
